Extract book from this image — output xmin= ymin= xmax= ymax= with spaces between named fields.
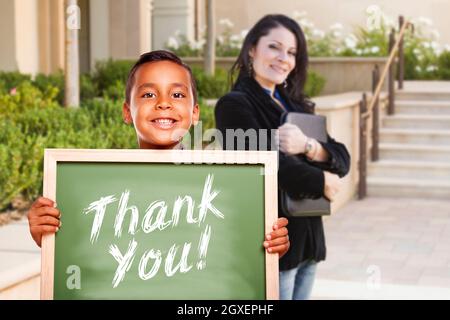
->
xmin=280 ymin=112 xmax=331 ymax=217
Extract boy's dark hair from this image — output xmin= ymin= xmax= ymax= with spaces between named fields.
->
xmin=125 ymin=50 xmax=198 ymax=105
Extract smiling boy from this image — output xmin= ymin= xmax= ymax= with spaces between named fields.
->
xmin=27 ymin=50 xmax=290 ymax=259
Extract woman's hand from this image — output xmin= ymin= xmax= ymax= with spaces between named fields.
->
xmin=263 ymin=217 xmax=290 ymax=258
xmin=278 ymin=123 xmax=308 ymax=155
xmin=28 ymin=197 xmax=61 ymax=247
xmin=323 ymin=171 xmax=343 ymax=202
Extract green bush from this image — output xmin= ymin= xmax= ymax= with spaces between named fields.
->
xmin=437 ymin=51 xmax=450 ymax=80
xmin=0 ymin=92 xmax=137 ymax=210
xmin=305 ymin=71 xmax=326 ymax=97
xmin=192 ymin=67 xmax=229 ymax=98
xmin=33 ymin=71 xmax=65 ymax=104
xmin=0 ymin=71 xmax=32 ymax=91
xmin=92 ymin=59 xmax=134 ymax=96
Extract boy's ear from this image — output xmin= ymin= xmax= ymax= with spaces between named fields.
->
xmin=122 ymin=102 xmax=132 ymax=124
xmin=192 ymin=103 xmax=200 ymax=126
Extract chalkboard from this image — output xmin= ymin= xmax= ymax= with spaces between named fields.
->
xmin=41 ymin=149 xmax=279 ymax=300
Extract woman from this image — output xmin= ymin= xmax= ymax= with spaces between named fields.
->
xmin=215 ymin=14 xmax=350 ymax=300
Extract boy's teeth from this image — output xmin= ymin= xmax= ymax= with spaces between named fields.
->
xmin=154 ymin=119 xmax=174 ymax=124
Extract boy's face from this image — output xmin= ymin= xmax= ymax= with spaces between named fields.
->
xmin=123 ymin=61 xmax=199 ymax=149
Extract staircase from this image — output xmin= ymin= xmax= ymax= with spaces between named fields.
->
xmin=367 ymin=82 xmax=450 ymax=199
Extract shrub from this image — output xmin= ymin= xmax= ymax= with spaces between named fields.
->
xmin=437 ymin=51 xmax=450 ymax=80
xmin=305 ymin=71 xmax=326 ymax=97
xmin=192 ymin=67 xmax=229 ymax=98
xmin=0 ymin=71 xmax=32 ymax=91
xmin=0 ymin=93 xmax=137 ymax=210
xmin=92 ymin=59 xmax=134 ymax=96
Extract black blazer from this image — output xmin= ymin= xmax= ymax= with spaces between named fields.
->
xmin=215 ymin=75 xmax=350 ymax=270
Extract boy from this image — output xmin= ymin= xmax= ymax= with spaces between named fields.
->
xmin=27 ymin=50 xmax=290 ymax=257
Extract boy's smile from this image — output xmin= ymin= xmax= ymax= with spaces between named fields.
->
xmin=123 ymin=60 xmax=199 ymax=149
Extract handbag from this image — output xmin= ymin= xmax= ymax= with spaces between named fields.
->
xmin=280 ymin=112 xmax=331 ymax=217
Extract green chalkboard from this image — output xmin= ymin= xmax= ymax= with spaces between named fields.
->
xmin=42 ymin=149 xmax=278 ymax=300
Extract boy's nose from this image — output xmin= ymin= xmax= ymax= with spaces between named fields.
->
xmin=156 ymin=103 xmax=172 ymax=110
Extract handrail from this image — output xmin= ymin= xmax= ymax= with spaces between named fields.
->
xmin=362 ymin=18 xmax=413 ymax=119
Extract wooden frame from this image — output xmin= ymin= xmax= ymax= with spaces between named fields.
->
xmin=41 ymin=149 xmax=279 ymax=300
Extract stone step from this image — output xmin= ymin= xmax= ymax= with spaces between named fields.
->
xmin=367 ymin=177 xmax=450 ymax=199
xmin=382 ymin=114 xmax=450 ymax=130
xmin=395 ymin=100 xmax=450 ymax=114
xmin=379 ymin=143 xmax=450 ymax=161
xmin=396 ymin=91 xmax=450 ymax=101
xmin=368 ymin=160 xmax=450 ymax=180
xmin=379 ymin=128 xmax=450 ymax=145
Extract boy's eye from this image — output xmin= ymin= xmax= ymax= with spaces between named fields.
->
xmin=269 ymin=44 xmax=278 ymax=50
xmin=173 ymin=92 xmax=186 ymax=98
xmin=142 ymin=92 xmax=156 ymax=98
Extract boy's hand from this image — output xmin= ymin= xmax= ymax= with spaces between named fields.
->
xmin=263 ymin=217 xmax=290 ymax=258
xmin=28 ymin=197 xmax=61 ymax=247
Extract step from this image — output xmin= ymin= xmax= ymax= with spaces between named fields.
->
xmin=368 ymin=160 xmax=450 ymax=180
xmin=382 ymin=114 xmax=450 ymax=130
xmin=395 ymin=100 xmax=450 ymax=115
xmin=367 ymin=177 xmax=450 ymax=199
xmin=396 ymin=91 xmax=450 ymax=101
xmin=379 ymin=143 xmax=450 ymax=161
xmin=379 ymin=129 xmax=450 ymax=145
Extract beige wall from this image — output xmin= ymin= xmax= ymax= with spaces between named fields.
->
xmin=214 ymin=0 xmax=450 ymax=46
xmin=0 ymin=0 xmax=17 ymax=72
xmin=15 ymin=0 xmax=40 ymax=74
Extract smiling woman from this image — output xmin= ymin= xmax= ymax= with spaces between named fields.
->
xmin=215 ymin=14 xmax=351 ymax=300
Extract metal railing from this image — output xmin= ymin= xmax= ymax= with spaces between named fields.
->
xmin=358 ymin=16 xmax=413 ymax=199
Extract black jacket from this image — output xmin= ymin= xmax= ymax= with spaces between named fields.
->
xmin=214 ymin=75 xmax=351 ymax=270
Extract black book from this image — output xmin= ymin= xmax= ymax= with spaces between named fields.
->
xmin=280 ymin=112 xmax=331 ymax=217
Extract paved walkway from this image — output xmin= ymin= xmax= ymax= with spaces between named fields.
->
xmin=1 ymin=197 xmax=450 ymax=299
xmin=0 ymin=219 xmax=39 ymax=296
xmin=312 ymin=197 xmax=450 ymax=300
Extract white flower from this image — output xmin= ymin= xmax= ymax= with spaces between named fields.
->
xmin=330 ymin=23 xmax=343 ymax=31
xmin=219 ymin=18 xmax=234 ymax=29
xmin=422 ymin=42 xmax=431 ymax=49
xmin=312 ymin=29 xmax=325 ymax=39
xmin=417 ymin=54 xmax=423 ymax=61
xmin=444 ymin=44 xmax=450 ymax=52
xmin=431 ymin=41 xmax=439 ymax=49
xmin=366 ymin=4 xmax=381 ymax=15
xmin=356 ymin=49 xmax=363 ymax=55
xmin=335 ymin=47 xmax=343 ymax=54
xmin=426 ymin=65 xmax=437 ymax=72
xmin=240 ymin=29 xmax=249 ymax=39
xmin=344 ymin=35 xmax=357 ymax=49
xmin=418 ymin=16 xmax=433 ymax=27
xmin=371 ymin=46 xmax=380 ymax=54
xmin=293 ymin=10 xmax=308 ymax=20
xmin=415 ymin=66 xmax=422 ymax=72
xmin=300 ymin=19 xmax=314 ymax=29
xmin=431 ymin=29 xmax=440 ymax=40
xmin=167 ymin=36 xmax=179 ymax=50
xmin=217 ymin=35 xmax=224 ymax=44
xmin=332 ymin=30 xmax=342 ymax=38
xmin=413 ymin=48 xmax=421 ymax=55
xmin=230 ymin=34 xmax=240 ymax=42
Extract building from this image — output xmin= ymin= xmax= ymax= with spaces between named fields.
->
xmin=1 ymin=0 xmax=449 ymax=75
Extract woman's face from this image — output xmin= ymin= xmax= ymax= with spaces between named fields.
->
xmin=249 ymin=26 xmax=297 ymax=90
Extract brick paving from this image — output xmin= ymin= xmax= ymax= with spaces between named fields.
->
xmin=312 ymin=197 xmax=450 ymax=299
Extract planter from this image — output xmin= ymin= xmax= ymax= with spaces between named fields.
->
xmin=183 ymin=57 xmax=389 ymax=96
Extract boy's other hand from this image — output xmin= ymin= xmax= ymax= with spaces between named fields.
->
xmin=263 ymin=217 xmax=290 ymax=258
xmin=28 ymin=197 xmax=61 ymax=247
